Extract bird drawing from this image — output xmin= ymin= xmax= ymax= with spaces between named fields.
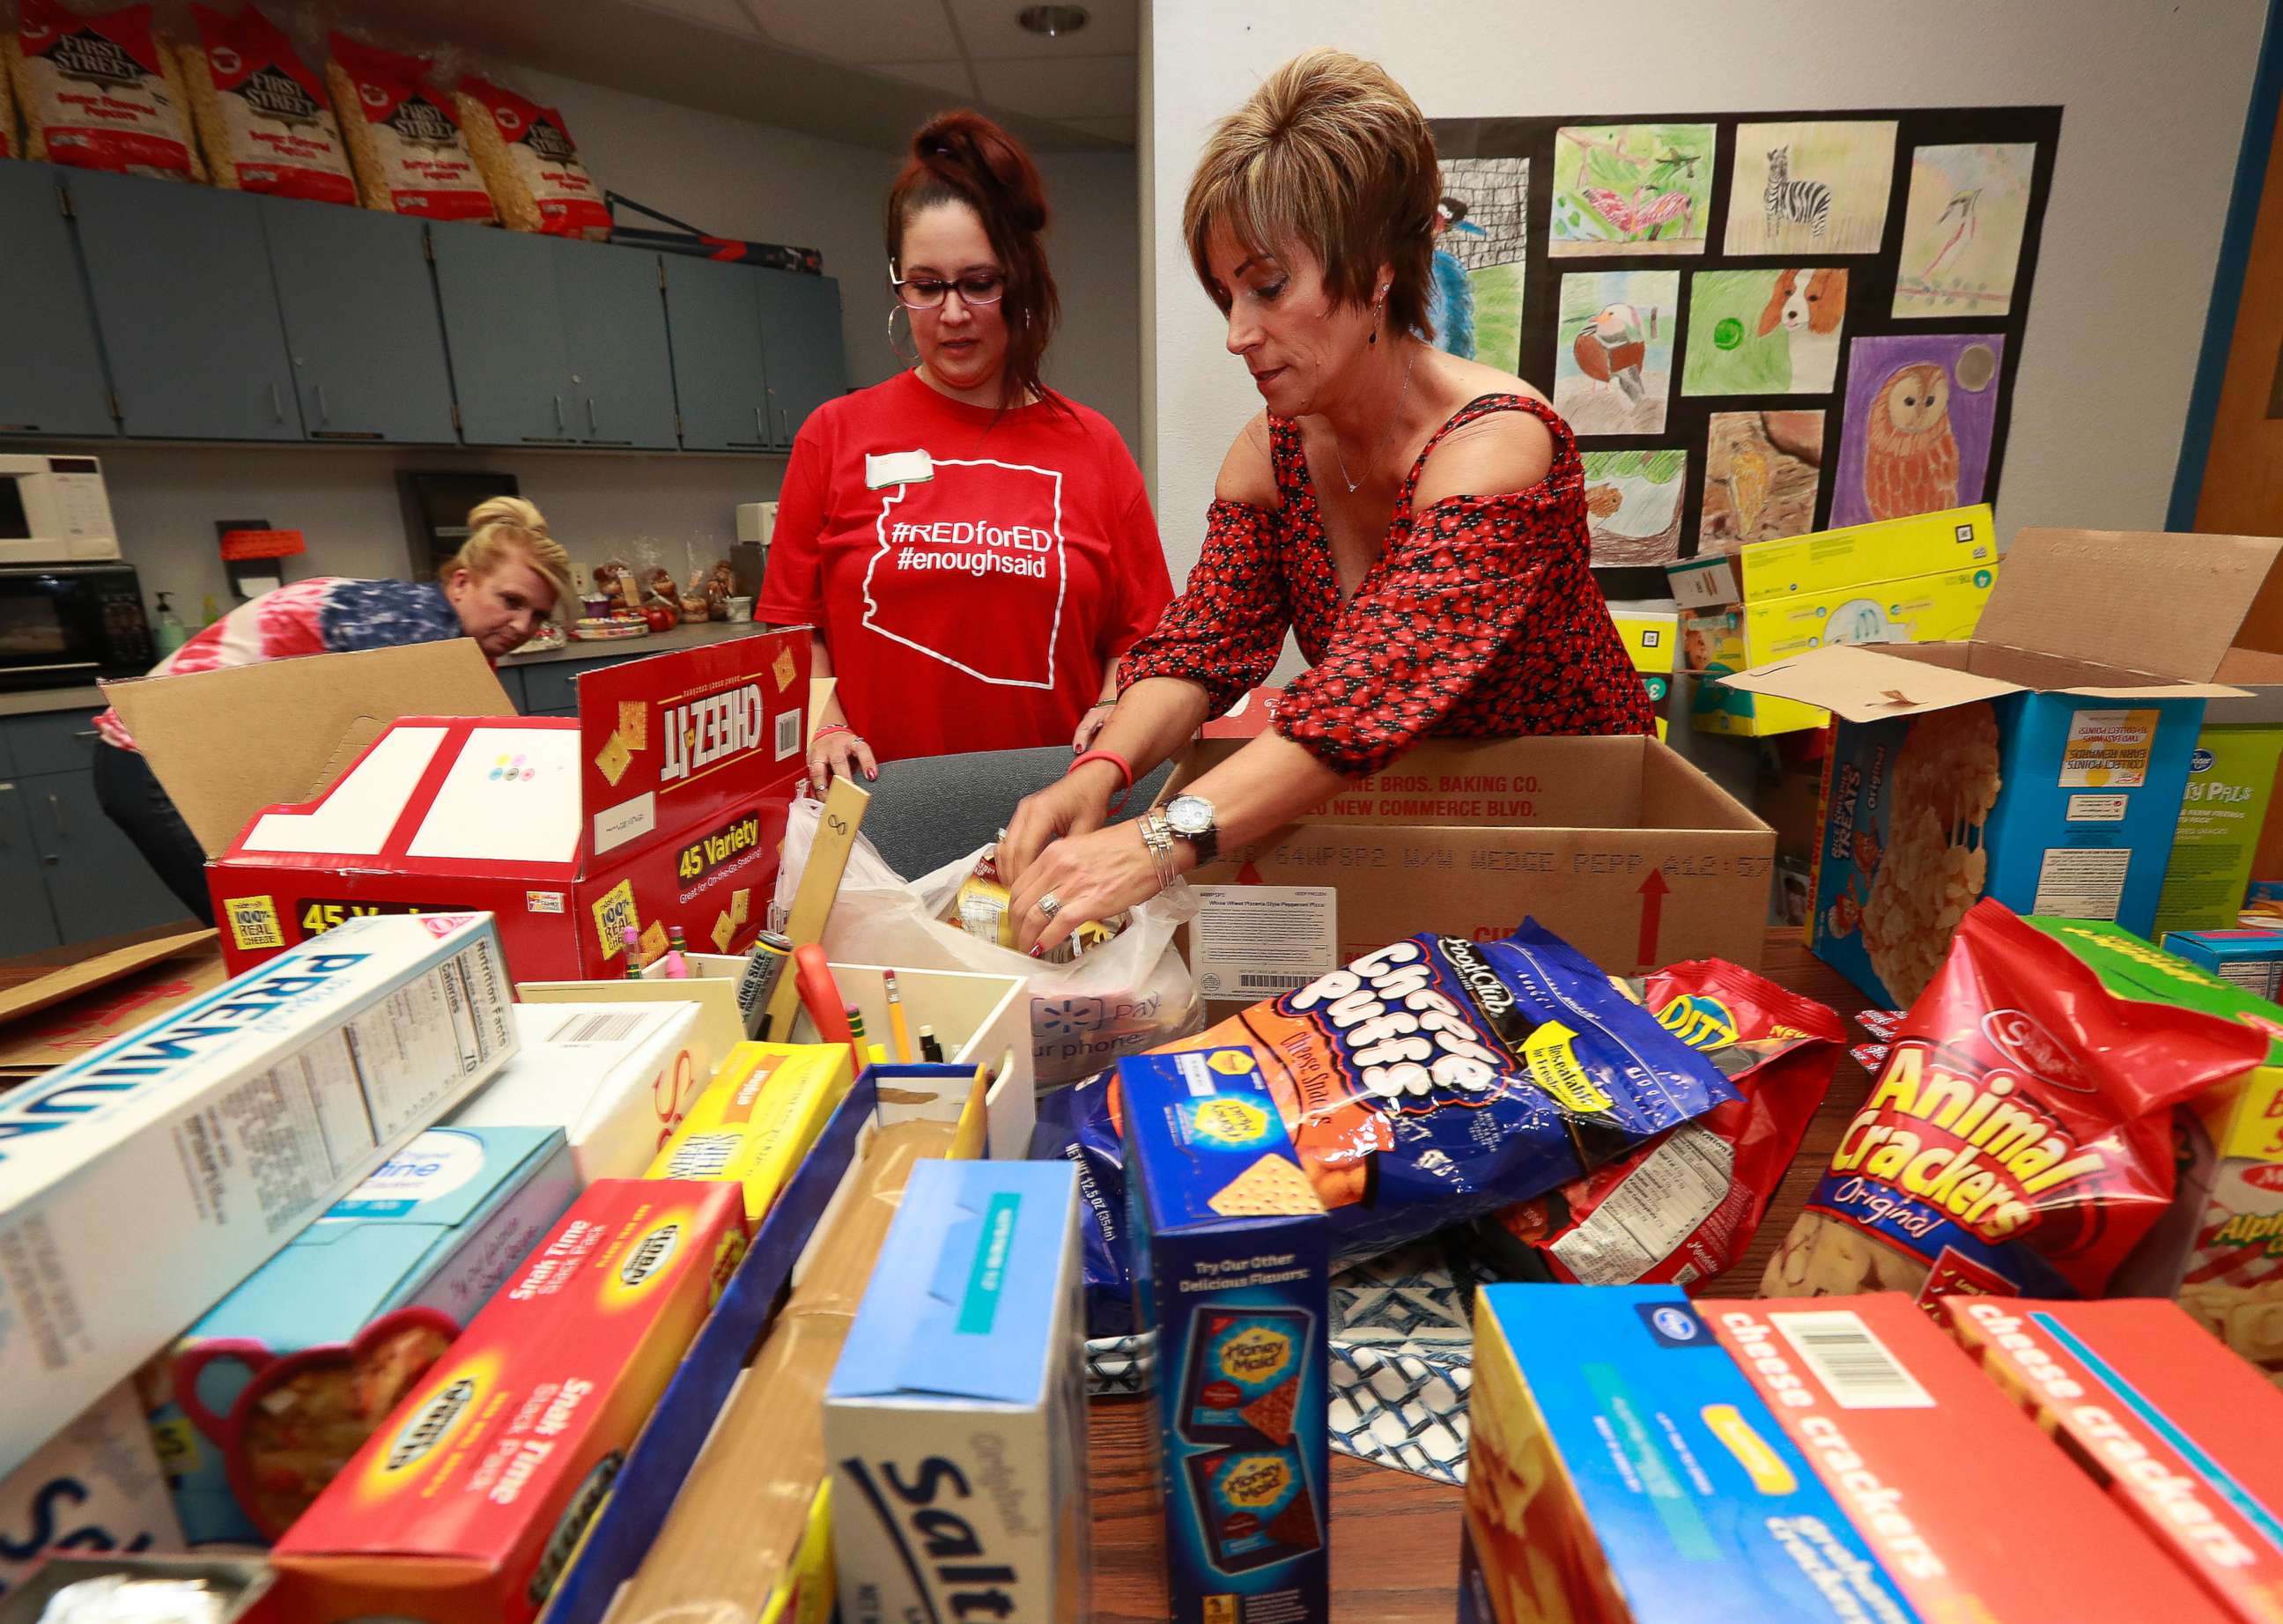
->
xmin=1925 ymin=188 xmax=1982 ymax=278
xmin=1862 ymin=363 xmax=1960 ymax=520
xmin=1572 ymin=304 xmax=1651 ymax=402
xmin=1579 ymin=185 xmax=1694 ymax=241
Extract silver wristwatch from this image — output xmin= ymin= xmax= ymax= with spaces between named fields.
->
xmin=1163 ymin=794 xmax=1220 ymax=867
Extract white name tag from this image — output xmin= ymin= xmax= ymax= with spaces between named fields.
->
xmin=865 ymin=449 xmax=934 ymax=489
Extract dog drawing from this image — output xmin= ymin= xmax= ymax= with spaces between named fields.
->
xmin=1757 ymin=268 xmax=1847 ymax=388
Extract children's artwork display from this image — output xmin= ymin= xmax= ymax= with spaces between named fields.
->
xmin=1431 ymin=107 xmax=2056 ymax=597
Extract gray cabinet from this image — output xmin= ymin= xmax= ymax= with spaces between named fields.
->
xmin=263 ymin=199 xmax=456 ymax=444
xmin=754 ymin=270 xmax=845 ymax=447
xmin=558 ymin=243 xmax=677 ymax=448
xmin=29 ymin=768 xmax=192 ymax=940
xmin=68 ymin=171 xmax=300 ymax=440
xmin=0 ymin=162 xmax=114 ymax=439
xmin=663 ymin=256 xmax=772 ymax=451
xmin=430 ymin=224 xmax=575 ymax=446
xmin=0 ymin=783 xmax=62 ymax=955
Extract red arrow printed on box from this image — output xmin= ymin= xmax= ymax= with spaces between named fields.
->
xmin=1637 ymin=867 xmax=1669 ymax=966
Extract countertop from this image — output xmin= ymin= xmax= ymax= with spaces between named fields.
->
xmin=0 ymin=617 xmax=776 ymax=719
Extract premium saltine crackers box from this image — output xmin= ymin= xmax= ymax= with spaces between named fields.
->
xmin=825 ymin=1159 xmax=1090 ymax=1624
xmin=1119 ymin=1047 xmax=1329 ymax=1624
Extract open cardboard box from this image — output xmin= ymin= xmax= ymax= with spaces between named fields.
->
xmin=1169 ymin=733 xmax=1773 ymax=1016
xmin=106 ymin=636 xmax=811 ymax=984
xmin=1722 ymin=527 xmax=2283 ymax=1004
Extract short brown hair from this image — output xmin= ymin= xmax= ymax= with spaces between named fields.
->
xmin=886 ymin=110 xmax=1063 ymax=417
xmin=1184 ymin=50 xmax=1440 ymax=341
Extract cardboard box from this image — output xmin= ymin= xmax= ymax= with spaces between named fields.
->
xmin=1725 ymin=528 xmax=2283 ymax=1008
xmin=826 ymin=1159 xmax=1089 ymax=1624
xmin=2165 ymin=926 xmax=2283 ymax=997
xmin=183 ymin=634 xmax=809 ymax=983
xmin=1173 ymin=734 xmax=1773 ymax=1009
xmin=2156 ymin=724 xmax=2283 ymax=937
xmin=0 ymin=1383 xmax=182 ymax=1599
xmin=150 ymin=1125 xmax=578 ymax=1544
xmin=451 ymin=1000 xmax=713 ymax=1184
xmin=270 ymin=1178 xmax=750 ymax=1624
xmin=1712 ymin=1295 xmax=2224 ymax=1621
xmin=2023 ymin=917 xmax=2283 ymax=1384
xmin=0 ymin=912 xmax=515 ymax=1482
xmin=0 ymin=930 xmax=224 ymax=1085
xmin=1122 ymin=1046 xmax=1330 ymax=1624
xmin=1947 ymin=1296 xmax=2283 ymax=1623
xmin=646 ymin=1042 xmax=853 ymax=1223
xmin=1462 ymin=1283 xmax=1909 ymax=1623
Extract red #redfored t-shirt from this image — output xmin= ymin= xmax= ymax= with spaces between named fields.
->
xmin=759 ymin=370 xmax=1171 ymax=763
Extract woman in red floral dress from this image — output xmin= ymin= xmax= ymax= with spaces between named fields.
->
xmin=999 ymin=49 xmax=1651 ymax=953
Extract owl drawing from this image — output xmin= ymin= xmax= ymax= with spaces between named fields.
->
xmin=1862 ymin=363 xmax=1958 ymax=520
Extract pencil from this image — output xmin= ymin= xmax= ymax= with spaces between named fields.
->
xmin=883 ymin=969 xmax=915 ymax=1063
xmin=846 ymin=1003 xmax=868 ymax=1075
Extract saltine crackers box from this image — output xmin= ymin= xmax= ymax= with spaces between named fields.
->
xmin=0 ymin=912 xmax=514 ymax=1482
xmin=824 ymin=1159 xmax=1090 ymax=1624
xmin=452 ymin=1001 xmax=712 ymax=1183
xmin=1119 ymin=1047 xmax=1329 ymax=1624
xmin=1947 ymin=1297 xmax=2283 ymax=1623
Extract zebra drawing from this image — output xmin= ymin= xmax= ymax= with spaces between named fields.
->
xmin=1764 ymin=145 xmax=1831 ymax=240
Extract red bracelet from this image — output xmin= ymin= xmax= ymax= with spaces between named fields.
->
xmin=812 ymin=722 xmax=853 ymax=742
xmin=1070 ymin=747 xmax=1133 ymax=792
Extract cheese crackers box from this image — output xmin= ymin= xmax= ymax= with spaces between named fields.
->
xmin=1713 ymin=1296 xmax=2224 ymax=1620
xmin=1947 ymin=1296 xmax=2283 ymax=1623
xmin=0 ymin=912 xmax=514 ymax=1482
xmin=646 ymin=1042 xmax=853 ymax=1222
xmin=2023 ymin=918 xmax=2283 ymax=1385
xmin=1119 ymin=1048 xmax=1329 ymax=1624
xmin=825 ymin=1160 xmax=1090 ymax=1624
xmin=270 ymin=1178 xmax=748 ymax=1624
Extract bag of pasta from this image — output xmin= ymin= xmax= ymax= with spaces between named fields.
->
xmin=179 ymin=3 xmax=354 ymax=203
xmin=322 ymin=33 xmax=492 ymax=221
xmin=1761 ymin=898 xmax=2267 ymax=1305
xmin=454 ymin=71 xmax=608 ymax=239
xmin=5 ymin=0 xmax=204 ymax=179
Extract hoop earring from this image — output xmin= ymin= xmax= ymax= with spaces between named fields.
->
xmin=887 ymin=304 xmax=919 ymax=365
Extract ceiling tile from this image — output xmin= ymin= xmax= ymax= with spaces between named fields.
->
xmin=874 ymin=60 xmax=979 ymax=98
xmin=972 ymin=54 xmax=1134 ymax=121
xmin=1059 ymin=114 xmax=1134 ymax=144
xmin=748 ymin=0 xmax=960 ymax=63
xmin=945 ymin=0 xmax=1135 ymax=59
xmin=624 ymin=0 xmax=766 ymax=34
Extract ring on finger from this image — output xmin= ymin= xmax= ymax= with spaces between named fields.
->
xmin=1038 ymin=892 xmax=1062 ymax=919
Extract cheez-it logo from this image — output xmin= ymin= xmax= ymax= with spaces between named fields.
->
xmin=660 ymin=684 xmax=767 ymax=786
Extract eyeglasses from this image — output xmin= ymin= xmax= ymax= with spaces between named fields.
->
xmin=890 ymin=265 xmax=1008 ymax=310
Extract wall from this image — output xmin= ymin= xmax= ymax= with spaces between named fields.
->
xmin=1147 ymin=0 xmax=2272 ymax=586
xmin=85 ymin=72 xmax=1138 ymax=612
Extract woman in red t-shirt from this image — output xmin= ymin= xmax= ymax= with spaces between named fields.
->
xmin=761 ymin=111 xmax=1172 ymax=786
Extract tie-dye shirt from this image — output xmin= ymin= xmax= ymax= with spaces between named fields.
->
xmin=95 ymin=578 xmax=462 ymax=751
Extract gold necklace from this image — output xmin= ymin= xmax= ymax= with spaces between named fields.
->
xmin=1332 ymin=345 xmax=1419 ymax=495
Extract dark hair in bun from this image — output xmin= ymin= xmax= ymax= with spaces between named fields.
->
xmin=886 ymin=109 xmax=1063 ymax=417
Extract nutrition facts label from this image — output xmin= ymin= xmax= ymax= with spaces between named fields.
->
xmin=2032 ymin=847 xmax=2132 ymax=918
xmin=1548 ymin=1125 xmax=1734 ymax=1284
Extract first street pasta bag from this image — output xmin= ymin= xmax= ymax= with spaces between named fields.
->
xmin=323 ymin=34 xmax=493 ymax=221
xmin=5 ymin=0 xmax=203 ymax=179
xmin=454 ymin=74 xmax=608 ymax=240
xmin=180 ymin=4 xmax=355 ymax=203
xmin=1762 ymin=898 xmax=2268 ymax=1304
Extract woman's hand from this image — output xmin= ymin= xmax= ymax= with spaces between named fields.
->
xmin=997 ymin=763 xmax=1118 ymax=887
xmin=1007 ymin=819 xmax=1172 ymax=956
xmin=1071 ymin=702 xmax=1116 ymax=753
xmin=806 ymin=724 xmax=876 ymax=793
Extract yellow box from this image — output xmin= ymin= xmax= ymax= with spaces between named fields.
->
xmin=1666 ymin=504 xmax=1997 ymax=610
xmin=645 ymin=1042 xmax=854 ymax=1222
xmin=1686 ymin=563 xmax=1999 ymax=738
xmin=1608 ymin=609 xmax=1677 ymax=740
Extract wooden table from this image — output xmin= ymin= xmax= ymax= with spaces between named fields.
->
xmin=1086 ymin=927 xmax=1875 ymax=1623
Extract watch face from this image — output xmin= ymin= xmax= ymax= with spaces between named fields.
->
xmin=1166 ymin=795 xmax=1213 ymax=838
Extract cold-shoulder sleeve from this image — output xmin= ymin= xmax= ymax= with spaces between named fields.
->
xmin=1116 ymin=498 xmax=1292 ymax=718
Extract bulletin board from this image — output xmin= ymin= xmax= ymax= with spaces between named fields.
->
xmin=1428 ymin=107 xmax=2062 ymax=600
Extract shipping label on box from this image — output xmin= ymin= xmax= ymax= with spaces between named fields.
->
xmin=1188 ymin=885 xmax=1338 ymax=1002
xmin=826 ymin=1160 xmax=1089 ymax=1624
xmin=453 ymin=1001 xmax=711 ymax=1183
xmin=0 ymin=1383 xmax=182 ymax=1599
xmin=2159 ymin=724 xmax=2283 ymax=937
xmin=0 ymin=912 xmax=515 ymax=1483
xmin=1121 ymin=1049 xmax=1328 ymax=1624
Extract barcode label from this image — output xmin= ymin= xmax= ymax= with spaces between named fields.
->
xmin=544 ymin=1010 xmax=650 ymax=1047
xmin=1770 ymin=1310 xmax=1935 ymax=1409
xmin=1238 ymin=972 xmax=1313 ymax=991
xmin=775 ymin=709 xmax=801 ymax=760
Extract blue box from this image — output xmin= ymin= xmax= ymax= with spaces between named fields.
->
xmin=2162 ymin=925 xmax=2283 ymax=998
xmin=825 ymin=1159 xmax=1088 ymax=1624
xmin=1120 ymin=1047 xmax=1329 ymax=1624
xmin=1464 ymin=1284 xmax=1911 ymax=1622
xmin=148 ymin=1125 xmax=577 ymax=1545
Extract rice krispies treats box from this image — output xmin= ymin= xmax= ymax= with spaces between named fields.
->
xmin=1120 ymin=1047 xmax=1329 ymax=1624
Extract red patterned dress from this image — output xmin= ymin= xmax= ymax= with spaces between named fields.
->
xmin=1119 ymin=394 xmax=1651 ymax=775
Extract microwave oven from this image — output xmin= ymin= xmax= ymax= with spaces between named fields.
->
xmin=0 ymin=562 xmax=153 ymax=691
xmin=0 ymin=454 xmax=121 ymax=565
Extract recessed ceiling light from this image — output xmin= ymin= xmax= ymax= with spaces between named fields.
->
xmin=1016 ymin=4 xmax=1089 ymax=38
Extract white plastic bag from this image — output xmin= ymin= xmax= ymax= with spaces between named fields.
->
xmin=772 ymin=796 xmax=1204 ymax=1087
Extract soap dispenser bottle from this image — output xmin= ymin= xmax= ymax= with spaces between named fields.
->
xmin=152 ymin=592 xmax=189 ymax=656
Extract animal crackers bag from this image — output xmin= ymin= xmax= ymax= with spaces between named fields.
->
xmin=179 ymin=4 xmax=354 ymax=203
xmin=1762 ymin=898 xmax=2266 ymax=1304
xmin=322 ymin=33 xmax=493 ymax=221
xmin=4 ymin=0 xmax=205 ymax=179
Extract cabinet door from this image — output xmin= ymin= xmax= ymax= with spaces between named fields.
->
xmin=430 ymin=223 xmax=575 ymax=446
xmin=557 ymin=243 xmax=678 ymax=449
xmin=68 ymin=170 xmax=301 ymax=440
xmin=662 ymin=256 xmax=772 ymax=451
xmin=0 ymin=163 xmax=115 ymax=439
xmin=262 ymin=198 xmax=457 ymax=444
xmin=0 ymin=783 xmax=62 ymax=955
xmin=29 ymin=771 xmax=195 ymax=941
xmin=754 ymin=271 xmax=845 ymax=447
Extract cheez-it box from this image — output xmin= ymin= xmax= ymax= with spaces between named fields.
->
xmin=270 ymin=1179 xmax=748 ymax=1624
xmin=1947 ymin=1296 xmax=2283 ymax=1624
